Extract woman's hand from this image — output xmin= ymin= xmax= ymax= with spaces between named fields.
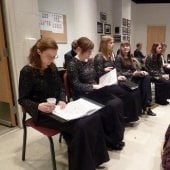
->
xmin=118 ymin=75 xmax=127 ymax=81
xmin=58 ymin=101 xmax=66 ymax=109
xmin=104 ymin=67 xmax=113 ymax=72
xmin=140 ymin=71 xmax=148 ymax=76
xmin=133 ymin=70 xmax=141 ymax=76
xmin=162 ymin=74 xmax=169 ymax=80
xmin=38 ymin=102 xmax=55 ymax=113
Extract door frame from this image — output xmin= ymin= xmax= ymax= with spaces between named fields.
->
xmin=0 ymin=1 xmax=18 ymax=126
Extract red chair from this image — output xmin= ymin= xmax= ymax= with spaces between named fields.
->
xmin=22 ymin=107 xmax=60 ymax=170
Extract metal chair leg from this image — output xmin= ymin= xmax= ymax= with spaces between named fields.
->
xmin=22 ymin=125 xmax=27 ymax=161
xmin=48 ymin=137 xmax=57 ymax=170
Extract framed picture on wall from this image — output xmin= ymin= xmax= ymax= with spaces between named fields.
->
xmin=104 ymin=24 xmax=111 ymax=34
xmin=122 ymin=27 xmax=127 ymax=35
xmin=127 ymin=28 xmax=130 ymax=36
xmin=115 ymin=27 xmax=120 ymax=34
xmin=122 ymin=35 xmax=127 ymax=41
xmin=127 ymin=19 xmax=131 ymax=27
xmin=114 ymin=35 xmax=121 ymax=43
xmin=122 ymin=18 xmax=127 ymax=27
xmin=97 ymin=22 xmax=103 ymax=34
xmin=127 ymin=36 xmax=130 ymax=42
xmin=100 ymin=12 xmax=107 ymax=23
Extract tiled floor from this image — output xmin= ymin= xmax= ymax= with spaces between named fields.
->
xmin=0 ymin=103 xmax=169 ymax=170
xmin=0 ymin=125 xmax=17 ymax=136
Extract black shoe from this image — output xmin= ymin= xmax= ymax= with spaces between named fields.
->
xmin=147 ymin=108 xmax=156 ymax=116
xmin=156 ymin=100 xmax=169 ymax=105
xmin=119 ymin=141 xmax=125 ymax=147
xmin=124 ymin=122 xmax=134 ymax=127
xmin=96 ymin=165 xmax=105 ymax=169
xmin=107 ymin=143 xmax=123 ymax=151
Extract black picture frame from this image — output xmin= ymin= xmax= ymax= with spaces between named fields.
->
xmin=104 ymin=24 xmax=111 ymax=34
xmin=127 ymin=36 xmax=130 ymax=42
xmin=114 ymin=35 xmax=121 ymax=43
xmin=115 ymin=27 xmax=120 ymax=34
xmin=122 ymin=35 xmax=127 ymax=41
xmin=122 ymin=18 xmax=127 ymax=27
xmin=97 ymin=22 xmax=103 ymax=34
xmin=122 ymin=27 xmax=127 ymax=35
xmin=100 ymin=12 xmax=107 ymax=23
xmin=127 ymin=19 xmax=131 ymax=28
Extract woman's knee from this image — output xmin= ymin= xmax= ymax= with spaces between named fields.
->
xmin=106 ymin=97 xmax=123 ymax=108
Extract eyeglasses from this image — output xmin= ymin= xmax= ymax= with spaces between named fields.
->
xmin=46 ymin=55 xmax=58 ymax=60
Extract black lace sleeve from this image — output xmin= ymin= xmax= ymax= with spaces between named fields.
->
xmin=55 ymin=69 xmax=66 ymax=102
xmin=115 ymin=56 xmax=134 ymax=78
xmin=94 ymin=54 xmax=105 ymax=78
xmin=67 ymin=60 xmax=93 ymax=93
xmin=145 ymin=55 xmax=164 ymax=76
xmin=18 ymin=66 xmax=39 ymax=122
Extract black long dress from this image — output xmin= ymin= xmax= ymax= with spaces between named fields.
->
xmin=145 ymin=55 xmax=170 ymax=104
xmin=94 ymin=53 xmax=140 ymax=121
xmin=67 ymin=57 xmax=125 ymax=148
xmin=18 ymin=65 xmax=109 ymax=170
xmin=115 ymin=55 xmax=151 ymax=111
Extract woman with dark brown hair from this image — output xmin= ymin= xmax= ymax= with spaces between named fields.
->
xmin=67 ymin=37 xmax=125 ymax=151
xmin=94 ymin=35 xmax=140 ymax=123
xmin=145 ymin=42 xmax=170 ymax=105
xmin=18 ymin=38 xmax=110 ymax=170
xmin=115 ymin=41 xmax=156 ymax=116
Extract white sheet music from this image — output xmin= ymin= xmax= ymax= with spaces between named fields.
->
xmin=166 ymin=64 xmax=170 ymax=68
xmin=52 ymin=98 xmax=102 ymax=121
xmin=99 ymin=69 xmax=118 ymax=87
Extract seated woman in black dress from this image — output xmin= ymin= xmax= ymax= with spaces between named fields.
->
xmin=67 ymin=37 xmax=125 ymax=150
xmin=145 ymin=42 xmax=170 ymax=105
xmin=115 ymin=41 xmax=156 ymax=116
xmin=18 ymin=38 xmax=109 ymax=170
xmin=94 ymin=35 xmax=140 ymax=122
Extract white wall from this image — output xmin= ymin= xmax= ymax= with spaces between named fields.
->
xmin=132 ymin=3 xmax=170 ymax=56
xmin=38 ymin=0 xmax=116 ymax=66
xmin=38 ymin=0 xmax=76 ymax=67
xmin=122 ymin=0 xmax=131 ymax=19
xmin=38 ymin=0 xmax=98 ymax=66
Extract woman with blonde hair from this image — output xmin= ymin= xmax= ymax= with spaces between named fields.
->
xmin=94 ymin=36 xmax=140 ymax=122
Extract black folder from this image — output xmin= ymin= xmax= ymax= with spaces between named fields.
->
xmin=119 ymin=80 xmax=139 ymax=91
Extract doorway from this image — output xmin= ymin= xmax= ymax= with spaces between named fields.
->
xmin=147 ymin=26 xmax=166 ymax=54
xmin=0 ymin=1 xmax=17 ymax=128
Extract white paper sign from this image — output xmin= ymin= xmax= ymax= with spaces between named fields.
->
xmin=39 ymin=11 xmax=64 ymax=33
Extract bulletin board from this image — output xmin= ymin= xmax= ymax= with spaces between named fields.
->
xmin=39 ymin=11 xmax=67 ymax=43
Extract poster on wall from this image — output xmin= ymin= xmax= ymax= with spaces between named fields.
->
xmin=114 ymin=35 xmax=121 ymax=43
xmin=104 ymin=24 xmax=111 ymax=34
xmin=39 ymin=11 xmax=64 ymax=33
xmin=100 ymin=12 xmax=107 ymax=23
xmin=122 ymin=18 xmax=127 ymax=27
xmin=97 ymin=22 xmax=103 ymax=34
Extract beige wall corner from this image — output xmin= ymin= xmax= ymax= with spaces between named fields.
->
xmin=3 ymin=0 xmax=40 ymax=127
